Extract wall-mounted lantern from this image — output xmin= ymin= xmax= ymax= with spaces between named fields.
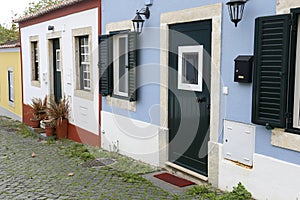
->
xmin=226 ymin=0 xmax=247 ymax=27
xmin=48 ymin=25 xmax=54 ymax=31
xmin=132 ymin=6 xmax=150 ymax=34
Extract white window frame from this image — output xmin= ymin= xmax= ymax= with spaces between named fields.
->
xmin=293 ymin=17 xmax=300 ymax=129
xmin=113 ymin=33 xmax=129 ymax=97
xmin=7 ymin=67 xmax=14 ymax=105
xmin=79 ymin=36 xmax=91 ymax=91
xmin=55 ymin=49 xmax=61 ymax=72
xmin=178 ymin=45 xmax=203 ymax=92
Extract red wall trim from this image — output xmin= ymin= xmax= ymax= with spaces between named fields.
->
xmin=23 ymin=103 xmax=100 ymax=146
xmin=19 ymin=0 xmax=99 ymax=28
xmin=23 ymin=104 xmax=34 ymax=125
xmin=68 ymin=124 xmax=100 ymax=147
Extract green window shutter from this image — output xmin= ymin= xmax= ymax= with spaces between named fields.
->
xmin=99 ymin=35 xmax=113 ymax=96
xmin=252 ymin=14 xmax=291 ymax=128
xmin=128 ymin=32 xmax=138 ymax=102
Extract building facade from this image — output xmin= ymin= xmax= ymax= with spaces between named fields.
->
xmin=0 ymin=42 xmax=22 ymax=121
xmin=16 ymin=0 xmax=101 ymax=146
xmin=99 ymin=0 xmax=300 ymax=199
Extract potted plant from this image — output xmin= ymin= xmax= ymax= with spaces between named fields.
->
xmin=43 ymin=118 xmax=56 ymax=137
xmin=29 ymin=97 xmax=44 ymax=128
xmin=47 ymin=96 xmax=70 ymax=139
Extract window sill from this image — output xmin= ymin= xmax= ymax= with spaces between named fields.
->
xmin=74 ymin=90 xmax=93 ymax=101
xmin=31 ymin=80 xmax=40 ymax=88
xmin=106 ymin=96 xmax=136 ymax=112
xmin=271 ymin=128 xmax=300 ymax=152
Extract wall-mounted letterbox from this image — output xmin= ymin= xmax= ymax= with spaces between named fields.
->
xmin=234 ymin=55 xmax=253 ymax=83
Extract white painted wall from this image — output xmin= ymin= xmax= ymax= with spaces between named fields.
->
xmin=218 ymin=144 xmax=300 ymax=200
xmin=101 ymin=111 xmax=160 ymax=166
xmin=20 ymin=8 xmax=99 ymax=135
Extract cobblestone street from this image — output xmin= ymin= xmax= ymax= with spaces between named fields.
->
xmin=0 ymin=117 xmax=175 ymax=199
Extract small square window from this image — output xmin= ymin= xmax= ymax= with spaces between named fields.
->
xmin=56 ymin=49 xmax=61 ymax=71
xmin=178 ymin=45 xmax=203 ymax=92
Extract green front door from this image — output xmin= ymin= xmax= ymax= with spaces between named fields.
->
xmin=52 ymin=39 xmax=62 ymax=103
xmin=168 ymin=20 xmax=212 ymax=176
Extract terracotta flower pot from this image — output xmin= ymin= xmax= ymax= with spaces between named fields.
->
xmin=56 ymin=118 xmax=68 ymax=139
xmin=45 ymin=126 xmax=55 ymax=137
xmin=30 ymin=118 xmax=40 ymax=128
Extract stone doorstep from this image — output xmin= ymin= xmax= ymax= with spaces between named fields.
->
xmin=28 ymin=127 xmax=50 ymax=140
xmin=142 ymin=170 xmax=196 ymax=195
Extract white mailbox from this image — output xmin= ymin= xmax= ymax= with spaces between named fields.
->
xmin=223 ymin=120 xmax=255 ymax=166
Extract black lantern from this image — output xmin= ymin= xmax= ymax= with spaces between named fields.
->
xmin=226 ymin=0 xmax=247 ymax=27
xmin=48 ymin=25 xmax=54 ymax=31
xmin=132 ymin=6 xmax=150 ymax=33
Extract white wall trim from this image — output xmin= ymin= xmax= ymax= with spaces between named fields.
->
xmin=159 ymin=3 xmax=222 ymax=186
xmin=219 ymin=142 xmax=300 ymax=200
xmin=101 ymin=111 xmax=161 ymax=166
xmin=0 ymin=48 xmax=20 ymax=53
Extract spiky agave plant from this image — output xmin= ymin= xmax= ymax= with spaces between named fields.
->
xmin=47 ymin=96 xmax=70 ymax=125
xmin=30 ymin=97 xmax=44 ymax=119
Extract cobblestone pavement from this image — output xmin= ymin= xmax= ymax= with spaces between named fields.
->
xmin=0 ymin=118 xmax=177 ymax=200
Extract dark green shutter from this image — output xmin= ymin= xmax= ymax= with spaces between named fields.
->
xmin=128 ymin=32 xmax=138 ymax=102
xmin=99 ymin=35 xmax=113 ymax=96
xmin=252 ymin=14 xmax=291 ymax=128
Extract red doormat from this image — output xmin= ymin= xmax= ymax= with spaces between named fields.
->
xmin=154 ymin=172 xmax=195 ymax=187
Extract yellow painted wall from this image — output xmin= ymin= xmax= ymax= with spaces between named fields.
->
xmin=0 ymin=49 xmax=22 ymax=119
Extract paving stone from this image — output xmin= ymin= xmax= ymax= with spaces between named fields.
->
xmin=0 ymin=119 xmax=179 ymax=200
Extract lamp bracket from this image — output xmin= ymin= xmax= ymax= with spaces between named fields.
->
xmin=136 ymin=6 xmax=150 ymax=19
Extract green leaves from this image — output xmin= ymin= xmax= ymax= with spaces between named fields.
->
xmin=0 ymin=24 xmax=19 ymax=45
xmin=23 ymin=0 xmax=64 ymax=15
xmin=187 ymin=182 xmax=252 ymax=200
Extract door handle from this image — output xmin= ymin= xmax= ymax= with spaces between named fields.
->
xmin=196 ymin=97 xmax=206 ymax=103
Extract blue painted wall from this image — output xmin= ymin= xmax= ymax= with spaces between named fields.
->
xmin=101 ymin=0 xmax=300 ymax=165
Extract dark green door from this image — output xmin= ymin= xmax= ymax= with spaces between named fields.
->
xmin=53 ymin=39 xmax=62 ymax=103
xmin=168 ymin=20 xmax=211 ymax=176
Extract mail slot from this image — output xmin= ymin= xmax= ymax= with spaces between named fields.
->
xmin=234 ymin=55 xmax=253 ymax=83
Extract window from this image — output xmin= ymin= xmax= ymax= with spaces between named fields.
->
xmin=72 ymin=27 xmax=93 ymax=100
xmin=113 ymin=34 xmax=129 ymax=97
xmin=252 ymin=9 xmax=300 ymax=133
xmin=78 ymin=36 xmax=91 ymax=91
xmin=178 ymin=45 xmax=203 ymax=92
xmin=8 ymin=70 xmax=14 ymax=103
xmin=56 ymin=49 xmax=61 ymax=71
xmin=99 ymin=31 xmax=137 ymax=102
xmin=31 ymin=40 xmax=39 ymax=83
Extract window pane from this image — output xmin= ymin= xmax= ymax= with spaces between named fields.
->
xmin=293 ymin=18 xmax=300 ymax=129
xmin=8 ymin=71 xmax=14 ymax=102
xmin=118 ymin=37 xmax=128 ymax=93
xmin=32 ymin=41 xmax=39 ymax=81
xmin=182 ymin=52 xmax=198 ymax=84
